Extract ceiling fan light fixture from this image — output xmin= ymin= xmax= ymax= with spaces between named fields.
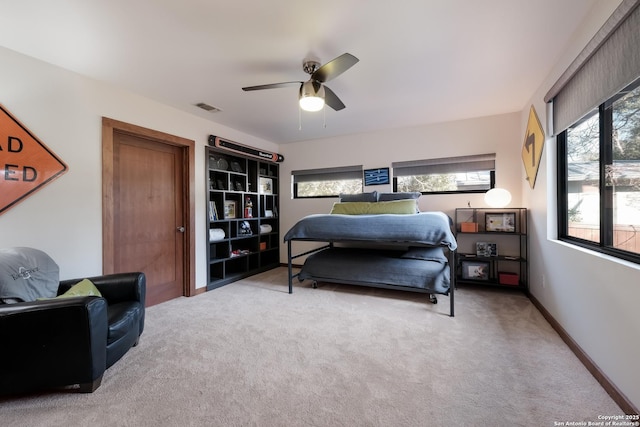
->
xmin=299 ymin=81 xmax=325 ymax=112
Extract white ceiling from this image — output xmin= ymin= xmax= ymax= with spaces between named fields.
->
xmin=0 ymin=0 xmax=599 ymax=144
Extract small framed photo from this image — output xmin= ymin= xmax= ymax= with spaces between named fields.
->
xmin=224 ymin=200 xmax=236 ymax=219
xmin=485 ymin=212 xmax=516 ymax=232
xmin=264 ymin=209 xmax=273 ymax=218
xmin=476 ymin=242 xmax=497 ymax=257
xmin=461 ymin=260 xmax=490 ymax=281
xmin=364 ymin=168 xmax=390 ymax=186
xmin=259 ymin=177 xmax=273 ymax=195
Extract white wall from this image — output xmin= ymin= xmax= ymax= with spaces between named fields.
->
xmin=0 ymin=47 xmax=278 ymax=287
xmin=522 ymin=0 xmax=639 ymax=409
xmin=279 ymin=112 xmax=522 ymax=257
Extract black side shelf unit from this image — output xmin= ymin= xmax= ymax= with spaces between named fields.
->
xmin=206 ymin=147 xmax=280 ymax=290
xmin=454 ymin=208 xmax=528 ymax=291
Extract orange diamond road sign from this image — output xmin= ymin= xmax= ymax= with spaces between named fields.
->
xmin=0 ymin=104 xmax=68 ymax=215
xmin=521 ymin=105 xmax=545 ymax=189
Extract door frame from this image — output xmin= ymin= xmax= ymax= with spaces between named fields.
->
xmin=101 ymin=117 xmax=196 ymax=297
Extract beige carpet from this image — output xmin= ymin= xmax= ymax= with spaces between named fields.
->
xmin=0 ymin=267 xmax=621 ymax=426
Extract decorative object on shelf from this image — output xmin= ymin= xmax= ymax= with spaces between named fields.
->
xmin=224 ymin=200 xmax=236 ymax=219
xmin=209 ymin=180 xmax=216 ymax=190
xmin=484 ymin=188 xmax=512 ymax=208
xmin=498 ymin=272 xmax=519 ymax=286
xmin=521 ymin=105 xmax=545 ymax=189
xmin=260 ymin=224 xmax=272 ymax=234
xmin=217 ymin=179 xmax=225 ymax=190
xmin=239 ymin=221 xmax=252 ymax=235
xmin=209 ymin=201 xmax=218 ymax=221
xmin=259 ymin=177 xmax=273 ymax=195
xmin=264 ymin=209 xmax=273 ymax=218
xmin=461 ymin=260 xmax=490 ymax=281
xmin=259 ymin=242 xmax=267 ymax=251
xmin=230 ymin=161 xmax=243 ymax=173
xmin=461 ymin=222 xmax=478 ymax=232
xmin=485 ymin=212 xmax=516 ymax=232
xmin=234 ymin=182 xmax=244 ymax=191
xmin=244 ymin=197 xmax=253 ymax=218
xmin=476 ymin=242 xmax=497 ymax=257
xmin=209 ymin=135 xmax=284 ymax=163
xmin=364 ymin=168 xmax=390 ymax=186
xmin=209 ymin=228 xmax=225 ymax=241
xmin=216 ymin=158 xmax=229 ymax=171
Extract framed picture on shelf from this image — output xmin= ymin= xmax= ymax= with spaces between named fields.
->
xmin=476 ymin=242 xmax=497 ymax=257
xmin=461 ymin=260 xmax=490 ymax=281
xmin=485 ymin=212 xmax=516 ymax=232
xmin=224 ymin=200 xmax=236 ymax=219
xmin=259 ymin=177 xmax=273 ymax=195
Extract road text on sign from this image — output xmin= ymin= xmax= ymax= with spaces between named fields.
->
xmin=0 ymin=104 xmax=68 ymax=214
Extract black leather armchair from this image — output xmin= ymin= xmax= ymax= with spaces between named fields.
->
xmin=0 ymin=272 xmax=146 ymax=395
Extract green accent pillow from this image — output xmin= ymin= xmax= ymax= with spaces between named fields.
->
xmin=58 ymin=279 xmax=102 ymax=298
xmin=330 ymin=199 xmax=418 ymax=215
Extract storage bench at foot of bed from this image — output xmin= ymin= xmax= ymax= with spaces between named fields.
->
xmin=296 ymin=247 xmax=454 ymax=316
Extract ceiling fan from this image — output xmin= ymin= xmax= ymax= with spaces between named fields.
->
xmin=242 ymin=53 xmax=359 ymax=112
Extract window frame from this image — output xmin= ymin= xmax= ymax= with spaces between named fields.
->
xmin=392 ymin=154 xmax=496 ymax=195
xmin=292 ymin=165 xmax=363 ymax=199
xmin=557 ymin=79 xmax=640 ymax=265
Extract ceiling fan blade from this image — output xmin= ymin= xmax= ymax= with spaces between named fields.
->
xmin=311 ymin=53 xmax=359 ymax=83
xmin=242 ymin=81 xmax=302 ymax=91
xmin=323 ymin=85 xmax=346 ymax=111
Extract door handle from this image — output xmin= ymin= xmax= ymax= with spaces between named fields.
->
xmin=177 ymin=226 xmax=185 ymax=233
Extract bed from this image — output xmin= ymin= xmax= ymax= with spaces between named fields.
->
xmin=284 ymin=197 xmax=457 ymax=316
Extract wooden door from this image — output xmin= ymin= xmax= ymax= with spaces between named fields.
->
xmin=102 ymin=118 xmax=195 ymax=306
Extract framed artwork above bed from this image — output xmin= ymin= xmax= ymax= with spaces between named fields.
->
xmin=364 ymin=168 xmax=390 ymax=186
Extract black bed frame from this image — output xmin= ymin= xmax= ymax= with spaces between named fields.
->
xmin=286 ymin=240 xmax=456 ymax=317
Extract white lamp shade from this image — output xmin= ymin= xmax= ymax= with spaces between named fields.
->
xmin=299 ymin=81 xmax=325 ymax=112
xmin=485 ymin=188 xmax=512 ymax=208
xmin=299 ymin=96 xmax=325 ymax=111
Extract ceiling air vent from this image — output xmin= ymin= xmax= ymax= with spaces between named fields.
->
xmin=195 ymin=102 xmax=222 ymax=113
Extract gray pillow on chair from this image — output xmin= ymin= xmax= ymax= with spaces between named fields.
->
xmin=0 ymin=247 xmax=59 ymax=303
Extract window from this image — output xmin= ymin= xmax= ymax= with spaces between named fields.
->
xmin=558 ymin=78 xmax=640 ymax=262
xmin=551 ymin=1 xmax=640 ymax=264
xmin=292 ymin=165 xmax=363 ymax=198
xmin=392 ymin=154 xmax=495 ymax=194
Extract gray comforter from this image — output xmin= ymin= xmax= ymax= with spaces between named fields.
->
xmin=284 ymin=211 xmax=457 ymax=250
xmin=298 ymin=247 xmax=451 ymax=295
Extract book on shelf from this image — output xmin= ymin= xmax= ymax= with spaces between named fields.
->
xmin=209 ymin=201 xmax=218 ymax=221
